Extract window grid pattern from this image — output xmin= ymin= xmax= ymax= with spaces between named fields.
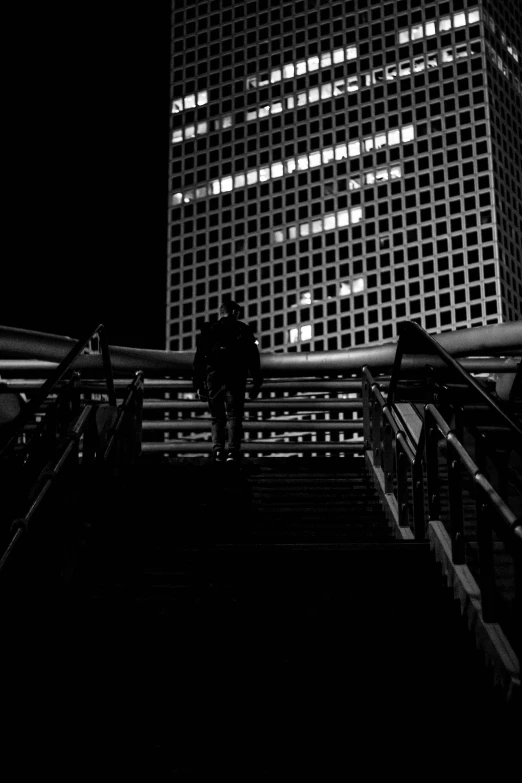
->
xmin=167 ymin=0 xmax=522 ymax=353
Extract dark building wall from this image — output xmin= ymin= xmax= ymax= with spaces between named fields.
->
xmin=167 ymin=0 xmax=522 ymax=353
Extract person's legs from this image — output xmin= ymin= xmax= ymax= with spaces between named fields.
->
xmin=224 ymin=382 xmax=246 ymax=456
xmin=206 ymin=371 xmax=226 ymax=454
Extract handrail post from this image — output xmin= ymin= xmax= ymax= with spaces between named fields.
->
xmin=98 ymin=325 xmax=117 ymax=407
xmin=425 ymin=406 xmax=441 ymax=523
xmin=447 ymin=440 xmax=465 ymax=565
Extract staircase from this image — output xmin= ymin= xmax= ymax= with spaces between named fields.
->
xmin=10 ymin=455 xmax=505 ymax=778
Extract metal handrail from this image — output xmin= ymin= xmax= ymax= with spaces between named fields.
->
xmin=0 ymin=323 xmax=116 ymax=457
xmin=388 ymin=320 xmax=522 ymax=441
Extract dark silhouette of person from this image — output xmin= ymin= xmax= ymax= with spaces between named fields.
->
xmin=193 ymin=299 xmax=262 ymax=462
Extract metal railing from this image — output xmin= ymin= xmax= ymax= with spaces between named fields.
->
xmin=363 ymin=320 xmax=522 ymax=663
xmin=0 ymin=324 xmax=143 ymax=574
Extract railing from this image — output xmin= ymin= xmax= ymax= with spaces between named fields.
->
xmin=0 ymin=324 xmax=143 ymax=575
xmin=363 ymin=320 xmax=522 ymax=666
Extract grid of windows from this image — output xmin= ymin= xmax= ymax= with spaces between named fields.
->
xmin=167 ymin=0 xmax=522 ymax=353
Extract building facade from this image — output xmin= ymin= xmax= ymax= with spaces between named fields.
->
xmin=167 ymin=0 xmax=522 ymax=354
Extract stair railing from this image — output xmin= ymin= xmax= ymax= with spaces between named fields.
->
xmin=363 ymin=320 xmax=522 ymax=662
xmin=0 ymin=324 xmax=143 ymax=574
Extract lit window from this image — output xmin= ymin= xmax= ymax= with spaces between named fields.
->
xmin=234 ymin=174 xmax=245 ymax=188
xmin=172 ymin=99 xmax=183 ymax=113
xmin=301 ymin=325 xmax=312 ymax=342
xmin=247 ymin=109 xmax=257 ymax=121
xmin=321 ymin=83 xmax=333 ymax=99
xmin=349 ymin=176 xmax=361 ymax=190
xmin=185 ymin=94 xmax=196 ymax=109
xmin=411 ymin=25 xmax=423 ymax=40
xmin=271 ymin=162 xmax=284 ymax=178
xmin=399 ymin=61 xmax=412 ymax=76
xmin=285 ymin=158 xmax=297 ymax=174
xmin=210 ymin=181 xmax=220 ymax=195
xmin=185 ymin=125 xmax=196 ymax=139
xmin=247 ymin=77 xmax=257 ymax=89
xmin=324 ymin=214 xmax=336 ymax=231
xmin=453 ymin=12 xmax=466 ymax=27
xmin=196 ymin=187 xmax=207 ymax=199
xmin=247 ymin=170 xmax=258 ymax=184
xmin=365 ymin=172 xmax=376 ymax=185
xmin=386 ymin=65 xmax=397 ymax=80
xmin=288 ymin=226 xmax=297 ymax=239
xmin=297 ymin=155 xmax=309 ymax=170
xmin=183 ymin=191 xmax=194 ymax=202
xmin=272 ymin=101 xmax=283 ymax=113
xmin=401 ymin=125 xmax=415 ymax=142
xmin=348 ymin=141 xmax=361 ymax=157
xmin=388 ymin=129 xmax=400 ymax=146
xmin=373 ymin=69 xmax=384 ymax=83
xmin=197 ymin=121 xmax=208 ymax=134
xmin=300 ymin=223 xmax=310 ymax=236
xmin=297 ymin=92 xmax=308 ymax=106
xmin=439 ymin=17 xmax=451 ymax=32
xmin=333 ymin=48 xmax=344 ymax=64
xmin=197 ymin=91 xmax=208 ymax=106
xmin=312 ymin=219 xmax=322 ymax=234
xmin=425 ymin=22 xmax=436 ymax=36
xmin=399 ymin=30 xmax=409 ymax=44
xmin=258 ymin=105 xmax=271 ymax=118
xmin=309 ymin=152 xmax=322 ymax=168
xmin=390 ymin=166 xmax=402 ymax=179
xmin=468 ymin=9 xmax=480 ymax=24
xmin=413 ymin=56 xmax=426 ymax=72
xmin=350 ymin=207 xmax=363 ymax=224
xmin=271 ymin=69 xmax=282 ymax=83
xmin=222 ymin=115 xmax=232 ymax=129
xmin=283 ymin=63 xmax=295 ymax=79
xmin=259 ymin=75 xmax=270 ymax=87
xmin=300 ymin=292 xmax=312 ymax=305
xmin=221 ymin=177 xmax=233 ymax=192
xmin=375 ymin=168 xmax=389 ymax=182
xmin=364 ymin=137 xmax=374 ymax=152
xmin=296 ymin=60 xmax=307 ymax=75
xmin=309 ymin=87 xmax=320 ymax=102
xmin=339 ymin=282 xmax=351 ymax=296
xmin=347 ymin=76 xmax=359 ymax=92
xmin=456 ymin=45 xmax=468 ymax=59
xmin=274 ymin=230 xmax=284 ymax=243
xmin=352 ymin=277 xmax=365 ymax=293
xmin=375 ymin=134 xmax=387 ymax=149
xmin=286 ymin=96 xmax=295 ymax=109
xmin=307 ymin=56 xmax=320 ymax=71
xmin=333 ymin=80 xmax=346 ymax=95
xmin=172 ymin=129 xmax=183 ymax=143
xmin=172 ymin=193 xmax=183 ymax=205
xmin=346 ymin=47 xmax=357 ymax=60
xmin=362 ymin=74 xmax=372 ymax=87
xmin=323 ymin=148 xmax=335 ymax=163
xmin=335 ymin=144 xmax=348 ymax=160
xmin=427 ymin=54 xmax=438 ymax=69
xmin=320 ymin=53 xmax=332 ymax=67
xmin=442 ymin=48 xmax=454 ymax=63
xmin=259 ymin=167 xmax=270 ymax=182
xmin=289 ymin=327 xmax=299 ymax=344
xmin=337 ymin=210 xmax=349 ymax=227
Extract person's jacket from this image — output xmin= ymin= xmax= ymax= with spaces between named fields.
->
xmin=192 ymin=317 xmax=262 ymax=393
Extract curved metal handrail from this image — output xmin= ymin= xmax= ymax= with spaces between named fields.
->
xmin=0 ymin=324 xmax=116 ymax=458
xmin=387 ymin=320 xmax=522 ymax=442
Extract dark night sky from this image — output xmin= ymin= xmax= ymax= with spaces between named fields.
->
xmin=3 ymin=4 xmax=172 ymax=349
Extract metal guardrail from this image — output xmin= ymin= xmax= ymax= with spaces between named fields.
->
xmin=363 ymin=321 xmax=522 ymax=666
xmin=0 ymin=323 xmax=143 ymax=574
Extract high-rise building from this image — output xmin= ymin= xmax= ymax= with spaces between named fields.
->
xmin=167 ymin=0 xmax=522 ymax=354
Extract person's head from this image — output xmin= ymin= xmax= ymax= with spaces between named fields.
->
xmin=220 ymin=299 xmax=241 ymax=319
